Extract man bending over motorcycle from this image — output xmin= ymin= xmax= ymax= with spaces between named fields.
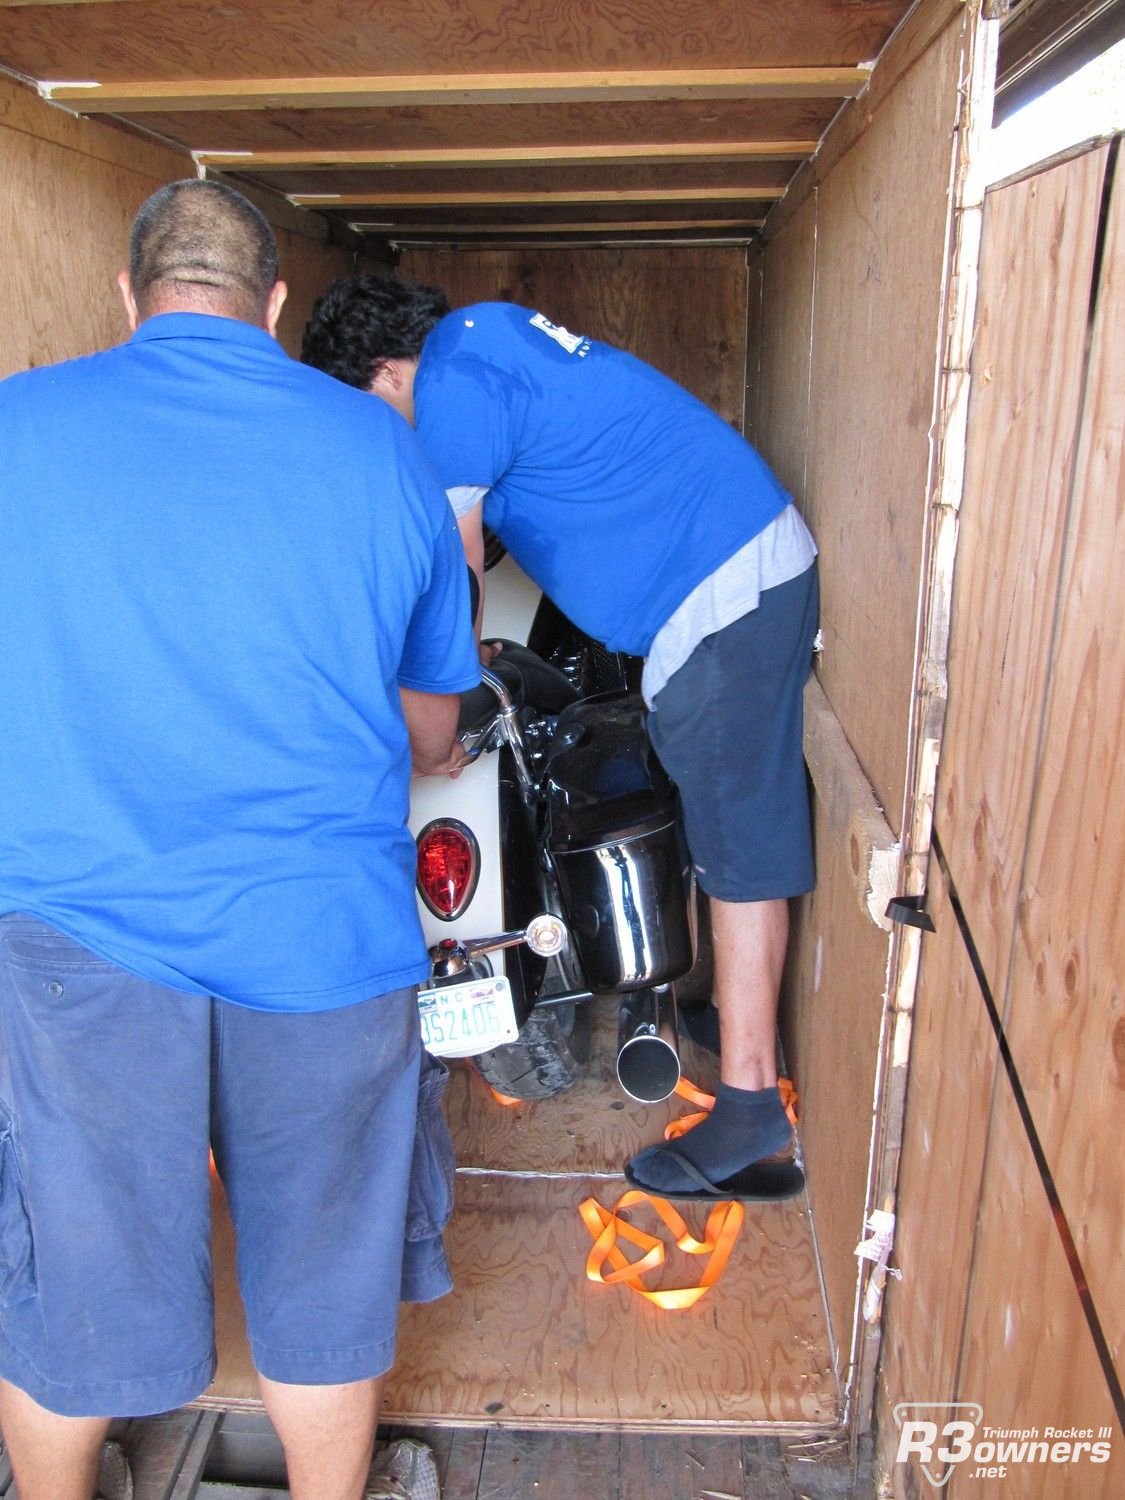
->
xmin=301 ymin=277 xmax=819 ymax=1204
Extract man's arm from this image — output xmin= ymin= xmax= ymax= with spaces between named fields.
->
xmin=456 ymin=501 xmax=486 ymax=640
xmin=400 ymin=687 xmax=462 ymax=776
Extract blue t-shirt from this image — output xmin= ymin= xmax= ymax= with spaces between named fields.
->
xmin=0 ymin=313 xmax=480 ymax=1011
xmin=413 ymin=303 xmax=791 ymax=656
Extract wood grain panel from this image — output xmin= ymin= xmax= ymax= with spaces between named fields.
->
xmin=783 ymin=750 xmax=891 ymax=1379
xmin=802 ymin=17 xmax=966 ymax=828
xmin=389 ymin=1414 xmax=754 ymax=1495
xmin=745 ymin=244 xmax=763 ymax=444
xmin=376 ymin=232 xmax=762 ymax=251
xmin=948 ymin=1081 xmax=1124 ymax=1499
xmin=0 ymin=72 xmax=189 ymax=377
xmin=748 ymin=189 xmax=817 ymax=500
xmin=446 ymin=1003 xmax=721 ymax=1177
xmin=208 ymin=1171 xmax=837 ymax=1430
xmin=876 ymin=858 xmax=1000 ymax=1450
xmin=350 ymin=201 xmax=766 ymax=230
xmin=392 ymin=1173 xmax=836 ymax=1430
xmin=208 ymin=989 xmax=834 ymax=1431
xmin=269 ymin=161 xmax=795 ymax=198
xmin=205 ymin=141 xmax=817 ymax=170
xmin=1001 ymin=147 xmax=1125 ymax=1372
xmin=762 ymin=0 xmax=964 ymax=247
xmin=400 ymin=245 xmax=748 ymax=425
xmin=435 ymin=1426 xmax=489 ymax=1499
xmin=0 ymin=62 xmax=185 ymax=178
xmin=272 ymin=224 xmax=369 ymax=359
xmin=477 ymin=1430 xmax=621 ymax=1500
xmin=368 ymin=222 xmax=762 ymax=243
xmin=881 ymin=139 xmax=1124 ymax=1493
xmin=138 ymin=99 xmax=842 ymax=155
xmin=758 ymin=5 xmax=973 ymax=1397
xmin=617 ymin=1431 xmax=746 ymax=1499
xmin=801 ymin=677 xmax=899 ymax=935
xmin=49 ymin=70 xmax=871 ymax=116
xmin=305 ymin=187 xmax=784 ymax=211
xmin=0 ymin=72 xmax=365 ymax=371
xmin=935 ymin=147 xmax=1109 ymax=993
xmin=0 ymin=1 xmax=910 ymax=81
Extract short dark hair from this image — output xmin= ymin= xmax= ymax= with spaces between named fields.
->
xmin=129 ymin=179 xmax=278 ymax=321
xmin=300 ymin=274 xmax=449 ymax=389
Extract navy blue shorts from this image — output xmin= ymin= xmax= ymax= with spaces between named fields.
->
xmin=0 ymin=914 xmax=454 ymax=1417
xmin=647 ymin=564 xmax=819 ymax=902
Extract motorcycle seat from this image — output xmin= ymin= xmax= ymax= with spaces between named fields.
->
xmin=457 ymin=640 xmax=579 ymax=734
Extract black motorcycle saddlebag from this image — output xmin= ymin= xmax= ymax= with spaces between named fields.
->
xmin=544 ymin=695 xmax=694 ymax=992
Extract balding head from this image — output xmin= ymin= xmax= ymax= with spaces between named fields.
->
xmin=122 ymin=179 xmax=283 ymax=328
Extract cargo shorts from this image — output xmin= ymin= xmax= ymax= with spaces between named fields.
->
xmin=0 ymin=913 xmax=454 ymax=1417
xmin=647 ymin=563 xmax=819 ymax=903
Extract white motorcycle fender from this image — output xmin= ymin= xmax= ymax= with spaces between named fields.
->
xmin=408 ymin=550 xmax=544 ymax=981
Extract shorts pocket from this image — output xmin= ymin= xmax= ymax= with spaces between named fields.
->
xmin=405 ymin=1053 xmax=455 ymax=1243
xmin=2 ymin=920 xmax=118 ymax=974
xmin=0 ymin=1112 xmax=38 ymax=1307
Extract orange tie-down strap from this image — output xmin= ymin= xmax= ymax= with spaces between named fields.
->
xmin=488 ymin=1086 xmax=523 ymax=1107
xmin=578 ymin=1189 xmax=744 ymax=1310
xmin=664 ymin=1074 xmax=799 ymax=1140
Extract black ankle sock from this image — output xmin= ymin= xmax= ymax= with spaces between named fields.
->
xmin=671 ymin=1083 xmax=792 ymax=1182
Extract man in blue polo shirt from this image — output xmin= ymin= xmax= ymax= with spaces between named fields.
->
xmin=302 ymin=278 xmax=819 ymax=1206
xmin=0 ymin=186 xmax=479 ymax=1500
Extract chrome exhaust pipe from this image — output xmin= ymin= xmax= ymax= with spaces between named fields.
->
xmin=616 ymin=984 xmax=680 ymax=1103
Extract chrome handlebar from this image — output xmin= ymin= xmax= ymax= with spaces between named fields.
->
xmin=459 ymin=662 xmax=537 ymax=801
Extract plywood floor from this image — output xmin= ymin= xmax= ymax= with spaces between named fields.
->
xmin=208 ymin=1004 xmax=839 ymax=1433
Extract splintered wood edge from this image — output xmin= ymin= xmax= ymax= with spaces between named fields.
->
xmin=804 ymin=675 xmax=900 ymax=931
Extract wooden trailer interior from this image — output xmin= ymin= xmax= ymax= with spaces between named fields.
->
xmin=877 ymin=135 xmax=1125 ymax=1497
xmin=1 ymin=0 xmax=1121 ymax=1484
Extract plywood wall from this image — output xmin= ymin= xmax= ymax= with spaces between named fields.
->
xmin=880 ymin=139 xmax=1125 ymax=1496
xmin=403 ymin=3 xmax=985 ymax=1412
xmin=0 ymin=73 xmax=365 ymax=375
xmin=399 ymin=246 xmax=748 ymax=426
xmin=750 ymin=17 xmax=966 ymax=832
xmin=748 ymin=0 xmax=978 ymax=1393
xmin=746 ymin=192 xmax=816 ymax=500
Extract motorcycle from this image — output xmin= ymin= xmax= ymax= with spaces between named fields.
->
xmin=408 ymin=547 xmax=702 ymax=1103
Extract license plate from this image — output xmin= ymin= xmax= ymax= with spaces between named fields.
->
xmin=416 ymin=973 xmax=519 ymax=1058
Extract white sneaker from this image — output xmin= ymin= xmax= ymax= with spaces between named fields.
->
xmin=94 ymin=1440 xmax=134 ymax=1500
xmin=366 ymin=1437 xmax=441 ymax=1500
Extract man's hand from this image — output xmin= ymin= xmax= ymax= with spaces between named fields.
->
xmin=425 ymin=739 xmax=478 ymax=779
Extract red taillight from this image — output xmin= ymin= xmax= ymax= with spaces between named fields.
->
xmin=416 ymin=818 xmax=480 ymax=920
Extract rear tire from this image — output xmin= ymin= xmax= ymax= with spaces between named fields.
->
xmin=472 ymin=1001 xmax=592 ymax=1101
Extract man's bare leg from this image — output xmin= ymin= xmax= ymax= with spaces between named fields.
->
xmin=258 ymin=1372 xmax=385 ymax=1500
xmin=0 ymin=1379 xmax=109 ymax=1500
xmin=710 ymin=894 xmax=788 ymax=1090
xmin=627 ymin=892 xmax=799 ymax=1193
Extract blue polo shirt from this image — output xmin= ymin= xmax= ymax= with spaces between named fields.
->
xmin=413 ymin=303 xmax=791 ymax=656
xmin=0 ymin=312 xmax=479 ymax=1010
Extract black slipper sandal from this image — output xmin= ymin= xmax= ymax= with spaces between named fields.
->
xmin=624 ymin=1144 xmax=805 ymax=1203
xmin=678 ymin=1002 xmax=721 ymax=1055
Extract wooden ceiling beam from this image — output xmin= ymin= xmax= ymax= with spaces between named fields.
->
xmin=126 ymin=100 xmax=842 ymax=155
xmin=195 ymin=140 xmax=817 ymax=171
xmin=346 ymin=219 xmax=763 ymax=237
xmin=288 ymin=186 xmax=787 ymax=208
xmin=40 ymin=66 xmax=870 ymax=114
